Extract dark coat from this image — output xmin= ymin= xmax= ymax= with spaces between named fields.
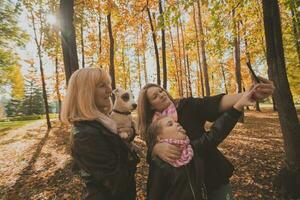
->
xmin=147 ymin=94 xmax=239 ymax=194
xmin=71 ymin=120 xmax=139 ymax=200
xmin=147 ymin=106 xmax=241 ymax=200
xmin=177 ymin=95 xmax=237 ymax=193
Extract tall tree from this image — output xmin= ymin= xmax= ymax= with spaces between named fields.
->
xmin=192 ymin=3 xmax=204 ymax=97
xmin=196 ymin=0 xmax=210 ymax=96
xmin=25 ymin=1 xmax=51 ymax=129
xmin=107 ymin=12 xmax=116 ymax=90
xmin=288 ymin=0 xmax=300 ymax=63
xmin=0 ymin=0 xmax=28 ymax=89
xmin=262 ymin=0 xmax=300 ymax=198
xmin=146 ymin=2 xmax=161 ymax=85
xmin=232 ymin=8 xmax=244 ymax=122
xmin=158 ymin=0 xmax=167 ymax=89
xmin=59 ymin=0 xmax=79 ymax=84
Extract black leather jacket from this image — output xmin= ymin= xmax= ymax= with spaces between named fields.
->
xmin=71 ymin=120 xmax=139 ymax=200
xmin=147 ymin=107 xmax=241 ymax=200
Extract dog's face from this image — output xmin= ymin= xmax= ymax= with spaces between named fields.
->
xmin=113 ymin=87 xmax=137 ymax=111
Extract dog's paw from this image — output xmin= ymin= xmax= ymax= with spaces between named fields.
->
xmin=119 ymin=132 xmax=128 ymax=139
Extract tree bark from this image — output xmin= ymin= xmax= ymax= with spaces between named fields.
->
xmin=263 ymin=0 xmax=300 ymax=198
xmin=29 ymin=8 xmax=51 ymax=130
xmin=233 ymin=9 xmax=244 ymax=122
xmin=55 ymin=56 xmax=62 ymax=119
xmin=98 ymin=1 xmax=102 ymax=67
xmin=146 ymin=5 xmax=160 ymax=86
xmin=59 ymin=0 xmax=79 ymax=84
xmin=176 ymin=22 xmax=184 ymax=97
xmin=169 ymin=27 xmax=181 ymax=97
xmin=136 ymin=31 xmax=142 ymax=89
xmin=158 ymin=0 xmax=167 ymax=89
xmin=221 ymin=64 xmax=228 ymax=94
xmin=141 ymin=23 xmax=148 ymax=84
xmin=243 ymin=26 xmax=260 ymax=111
xmin=80 ymin=22 xmax=85 ymax=68
xmin=193 ymin=3 xmax=204 ymax=97
xmin=186 ymin=54 xmax=193 ymax=97
xmin=196 ymin=0 xmax=210 ymax=96
xmin=179 ymin=18 xmax=188 ymax=97
xmin=290 ymin=1 xmax=300 ymax=64
xmin=107 ymin=13 xmax=115 ymax=90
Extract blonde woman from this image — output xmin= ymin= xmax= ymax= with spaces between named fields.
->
xmin=137 ymin=80 xmax=274 ymax=199
xmin=61 ymin=68 xmax=138 ymax=200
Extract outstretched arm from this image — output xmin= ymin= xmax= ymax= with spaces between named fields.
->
xmin=192 ymin=90 xmax=256 ymax=151
xmin=219 ymin=77 xmax=274 ymax=112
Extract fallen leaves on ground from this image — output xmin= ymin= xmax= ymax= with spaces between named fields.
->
xmin=0 ymin=110 xmax=298 ymax=199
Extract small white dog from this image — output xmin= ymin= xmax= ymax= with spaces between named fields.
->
xmin=110 ymin=87 xmax=137 ymax=140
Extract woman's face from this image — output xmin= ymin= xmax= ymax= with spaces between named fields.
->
xmin=94 ymin=79 xmax=112 ymax=113
xmin=146 ymin=87 xmax=172 ymax=112
xmin=158 ymin=117 xmax=186 ymax=140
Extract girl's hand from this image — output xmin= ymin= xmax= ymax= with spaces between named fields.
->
xmin=233 ymin=89 xmax=256 ymax=111
xmin=152 ymin=142 xmax=182 ymax=164
xmin=252 ymin=76 xmax=275 ymax=100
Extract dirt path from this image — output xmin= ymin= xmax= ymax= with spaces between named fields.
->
xmin=0 ymin=120 xmax=50 ymax=197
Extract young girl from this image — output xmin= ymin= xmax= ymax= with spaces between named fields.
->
xmin=146 ymin=91 xmax=254 ymax=200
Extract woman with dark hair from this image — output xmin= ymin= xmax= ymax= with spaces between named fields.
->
xmin=137 ymin=79 xmax=274 ymax=199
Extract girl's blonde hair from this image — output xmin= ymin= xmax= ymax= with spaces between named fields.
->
xmin=146 ymin=115 xmax=168 ymax=149
xmin=137 ymin=83 xmax=175 ymax=142
xmin=61 ymin=68 xmax=117 ymax=133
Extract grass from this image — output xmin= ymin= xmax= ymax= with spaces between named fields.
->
xmin=0 ymin=120 xmax=39 ymax=136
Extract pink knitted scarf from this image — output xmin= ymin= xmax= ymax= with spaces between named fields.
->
xmin=160 ymin=138 xmax=194 ymax=167
xmin=152 ymin=103 xmax=178 ymax=122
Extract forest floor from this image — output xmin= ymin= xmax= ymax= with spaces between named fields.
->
xmin=0 ymin=109 xmax=299 ymax=200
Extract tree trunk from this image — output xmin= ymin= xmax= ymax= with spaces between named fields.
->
xmin=179 ymin=18 xmax=188 ymax=97
xmin=158 ymin=0 xmax=167 ymax=89
xmin=233 ymin=9 xmax=244 ymax=122
xmin=220 ymin=64 xmax=228 ymax=94
xmin=121 ymin=39 xmax=127 ymax=90
xmin=146 ymin=5 xmax=160 ymax=86
xmin=169 ymin=27 xmax=181 ymax=97
xmin=38 ymin=48 xmax=51 ymax=130
xmin=29 ymin=8 xmax=51 ymax=130
xmin=193 ymin=3 xmax=204 ymax=97
xmin=98 ymin=3 xmax=102 ymax=67
xmin=263 ymin=0 xmax=300 ymax=198
xmin=176 ymin=22 xmax=184 ymax=97
xmin=80 ymin=22 xmax=85 ymax=68
xmin=136 ymin=31 xmax=142 ymax=89
xmin=290 ymin=1 xmax=300 ymax=64
xmin=186 ymin=54 xmax=193 ymax=97
xmin=243 ymin=28 xmax=260 ymax=111
xmin=196 ymin=0 xmax=210 ymax=96
xmin=59 ymin=0 xmax=79 ymax=84
xmin=141 ymin=24 xmax=148 ymax=84
xmin=107 ymin=13 xmax=115 ymax=90
xmin=55 ymin=56 xmax=62 ymax=119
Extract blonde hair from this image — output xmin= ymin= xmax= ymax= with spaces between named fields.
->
xmin=146 ymin=115 xmax=168 ymax=148
xmin=61 ymin=68 xmax=117 ymax=133
xmin=137 ymin=83 xmax=175 ymax=142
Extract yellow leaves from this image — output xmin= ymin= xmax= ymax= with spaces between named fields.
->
xmin=9 ymin=65 xmax=24 ymax=100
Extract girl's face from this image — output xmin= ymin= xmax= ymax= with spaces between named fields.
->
xmin=94 ymin=79 xmax=112 ymax=113
xmin=146 ymin=87 xmax=172 ymax=112
xmin=157 ymin=117 xmax=187 ymax=140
